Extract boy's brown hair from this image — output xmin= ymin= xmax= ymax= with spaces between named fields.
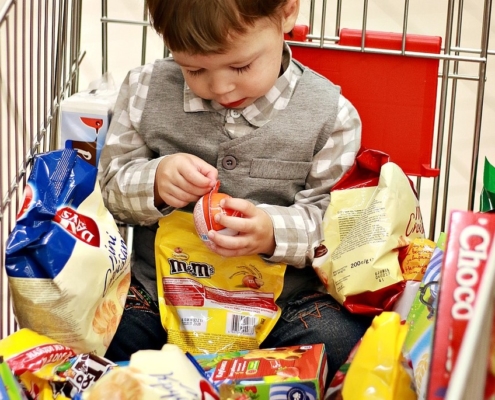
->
xmin=146 ymin=0 xmax=291 ymax=54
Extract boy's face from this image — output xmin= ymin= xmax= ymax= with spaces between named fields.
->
xmin=173 ymin=18 xmax=286 ymax=109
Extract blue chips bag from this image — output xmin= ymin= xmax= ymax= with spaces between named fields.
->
xmin=5 ymin=149 xmax=130 ymax=355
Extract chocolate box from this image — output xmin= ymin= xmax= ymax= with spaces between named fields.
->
xmin=427 ymin=211 xmax=495 ymax=399
xmin=194 ymin=343 xmax=327 ymax=400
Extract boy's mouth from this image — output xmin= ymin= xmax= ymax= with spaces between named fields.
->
xmin=220 ymin=98 xmax=247 ymax=108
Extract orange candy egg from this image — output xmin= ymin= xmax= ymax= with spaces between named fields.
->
xmin=193 ymin=182 xmax=241 ymax=248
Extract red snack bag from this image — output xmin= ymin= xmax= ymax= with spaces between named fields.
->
xmin=332 ymin=147 xmax=391 ymax=190
xmin=313 ymin=148 xmax=424 ymax=316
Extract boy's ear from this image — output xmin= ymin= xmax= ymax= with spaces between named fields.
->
xmin=281 ymin=0 xmax=300 ymax=33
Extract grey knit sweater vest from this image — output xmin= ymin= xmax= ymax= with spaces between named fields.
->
xmin=134 ymin=58 xmax=340 ymax=305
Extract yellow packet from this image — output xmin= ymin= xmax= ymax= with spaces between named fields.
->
xmin=0 ymin=329 xmax=116 ymax=400
xmin=155 ymin=210 xmax=286 ymax=355
xmin=342 ymin=312 xmax=416 ymax=400
xmin=400 ymin=237 xmax=436 ymax=281
xmin=0 ymin=329 xmax=75 ymax=399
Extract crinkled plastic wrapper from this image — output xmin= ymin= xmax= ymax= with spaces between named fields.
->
xmin=155 ymin=210 xmax=286 ymax=355
xmin=0 ymin=329 xmax=116 ymax=399
xmin=76 ymin=344 xmax=219 ymax=400
xmin=5 ymin=149 xmax=131 ymax=356
xmin=313 ymin=161 xmax=425 ymax=316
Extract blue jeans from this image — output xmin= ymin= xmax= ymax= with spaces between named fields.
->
xmin=105 ymin=282 xmax=371 ymax=381
xmin=261 ymin=290 xmax=371 ymax=379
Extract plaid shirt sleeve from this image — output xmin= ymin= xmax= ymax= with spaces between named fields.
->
xmin=257 ymin=95 xmax=362 ymax=267
xmin=98 ymin=64 xmax=169 ymax=225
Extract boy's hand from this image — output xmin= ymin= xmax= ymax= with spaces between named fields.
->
xmin=207 ymin=198 xmax=276 ymax=257
xmin=154 ymin=153 xmax=217 ymax=208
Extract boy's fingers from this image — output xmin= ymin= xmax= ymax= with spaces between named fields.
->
xmin=207 ymin=230 xmax=245 ymax=252
xmin=220 ymin=197 xmax=255 ymax=216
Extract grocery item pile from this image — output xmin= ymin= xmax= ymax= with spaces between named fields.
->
xmin=2 ymin=150 xmax=495 ymax=399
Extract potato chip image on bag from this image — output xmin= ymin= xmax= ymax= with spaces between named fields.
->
xmin=5 ymin=149 xmax=131 ymax=356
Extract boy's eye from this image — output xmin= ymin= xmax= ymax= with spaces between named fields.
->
xmin=186 ymin=69 xmax=204 ymax=77
xmin=232 ymin=64 xmax=251 ymax=74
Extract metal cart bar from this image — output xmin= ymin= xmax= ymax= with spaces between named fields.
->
xmin=0 ymin=0 xmax=83 ymax=338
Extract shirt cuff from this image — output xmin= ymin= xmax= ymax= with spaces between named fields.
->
xmin=257 ymin=204 xmax=311 ymax=267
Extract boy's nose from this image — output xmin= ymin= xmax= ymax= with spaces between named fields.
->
xmin=208 ymin=75 xmax=235 ymax=95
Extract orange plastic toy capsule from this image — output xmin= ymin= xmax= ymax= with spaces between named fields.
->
xmin=193 ymin=182 xmax=241 ymax=248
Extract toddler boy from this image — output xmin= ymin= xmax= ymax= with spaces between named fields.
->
xmin=98 ymin=0 xmax=371 ymax=380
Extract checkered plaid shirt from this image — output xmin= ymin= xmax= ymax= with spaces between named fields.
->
xmin=99 ymin=44 xmax=362 ymax=267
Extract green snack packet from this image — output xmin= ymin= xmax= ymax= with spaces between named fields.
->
xmin=480 ymin=157 xmax=495 ymax=213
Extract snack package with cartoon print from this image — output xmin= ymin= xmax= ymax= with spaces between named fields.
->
xmin=5 ymin=148 xmax=131 ymax=356
xmin=195 ymin=344 xmax=327 ymax=400
xmin=155 ymin=210 xmax=286 ymax=355
xmin=0 ymin=329 xmax=117 ymax=400
xmin=401 ymin=233 xmax=445 ymax=400
xmin=313 ymin=152 xmax=425 ymax=316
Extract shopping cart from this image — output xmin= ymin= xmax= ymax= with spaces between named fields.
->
xmin=1 ymin=0 xmax=494 ymax=397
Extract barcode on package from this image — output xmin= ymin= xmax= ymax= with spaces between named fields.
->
xmin=227 ymin=314 xmax=257 ymax=336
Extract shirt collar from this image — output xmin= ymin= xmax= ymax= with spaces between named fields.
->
xmin=183 ymin=43 xmax=301 ymax=128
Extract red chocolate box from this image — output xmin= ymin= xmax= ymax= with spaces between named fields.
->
xmin=427 ymin=210 xmax=495 ymax=399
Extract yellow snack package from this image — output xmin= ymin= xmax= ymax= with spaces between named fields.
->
xmin=0 ymin=328 xmax=116 ymax=400
xmin=313 ymin=162 xmax=425 ymax=316
xmin=155 ymin=210 xmax=286 ymax=355
xmin=400 ymin=238 xmax=436 ymax=282
xmin=342 ymin=312 xmax=416 ymax=400
xmin=0 ymin=329 xmax=75 ymax=399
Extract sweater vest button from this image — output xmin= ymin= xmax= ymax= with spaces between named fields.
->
xmin=222 ymin=155 xmax=237 ymax=170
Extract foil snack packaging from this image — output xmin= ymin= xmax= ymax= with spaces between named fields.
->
xmin=0 ymin=329 xmax=116 ymax=400
xmin=5 ymin=149 xmax=131 ymax=356
xmin=313 ymin=159 xmax=425 ymax=316
xmin=155 ymin=210 xmax=286 ymax=355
